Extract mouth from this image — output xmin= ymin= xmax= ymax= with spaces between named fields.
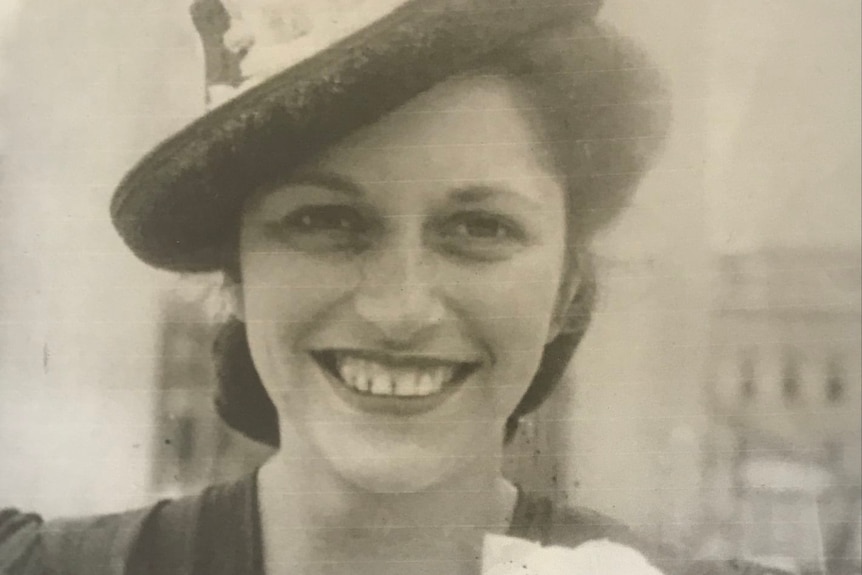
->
xmin=311 ymin=350 xmax=479 ymax=400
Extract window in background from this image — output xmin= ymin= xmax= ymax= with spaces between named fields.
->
xmin=825 ymin=356 xmax=846 ymax=404
xmin=740 ymin=351 xmax=757 ymax=400
xmin=781 ymin=352 xmax=800 ymax=403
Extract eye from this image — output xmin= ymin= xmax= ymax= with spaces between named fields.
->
xmin=451 ymin=213 xmax=515 ymax=240
xmin=288 ymin=205 xmax=363 ymax=232
xmin=266 ymin=204 xmax=371 ymax=253
xmin=435 ymin=211 xmax=527 ymax=261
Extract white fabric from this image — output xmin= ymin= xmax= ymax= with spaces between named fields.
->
xmin=482 ymin=533 xmax=665 ymax=575
xmin=207 ymin=0 xmax=411 ymax=107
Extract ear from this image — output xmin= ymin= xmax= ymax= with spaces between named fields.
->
xmin=219 ymin=274 xmax=245 ymax=322
xmin=547 ymin=270 xmax=582 ymax=344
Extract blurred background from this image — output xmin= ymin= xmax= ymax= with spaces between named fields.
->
xmin=0 ymin=1 xmax=859 ymax=574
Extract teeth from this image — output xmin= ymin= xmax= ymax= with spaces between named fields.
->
xmin=393 ymin=372 xmax=417 ymax=396
xmin=333 ymin=355 xmax=461 ymax=397
xmin=354 ymin=372 xmax=370 ymax=393
xmin=340 ymin=359 xmax=356 ymax=382
xmin=417 ymin=373 xmax=435 ymax=396
xmin=370 ymin=373 xmax=392 ymax=395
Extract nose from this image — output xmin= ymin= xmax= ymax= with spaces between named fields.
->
xmin=353 ymin=240 xmax=445 ymax=346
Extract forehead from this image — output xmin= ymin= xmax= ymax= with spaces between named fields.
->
xmin=304 ymin=73 xmax=559 ymax=192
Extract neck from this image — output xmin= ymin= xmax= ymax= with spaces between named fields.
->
xmin=257 ymin=434 xmax=516 ymax=575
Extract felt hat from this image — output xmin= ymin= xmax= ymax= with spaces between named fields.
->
xmin=110 ymin=0 xmax=604 ymax=272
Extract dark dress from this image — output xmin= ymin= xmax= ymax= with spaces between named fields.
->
xmin=0 ymin=474 xmax=784 ymax=574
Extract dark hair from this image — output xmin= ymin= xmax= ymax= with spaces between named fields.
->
xmin=213 ymin=22 xmax=670 ymax=447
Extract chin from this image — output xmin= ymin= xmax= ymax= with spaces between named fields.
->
xmin=339 ymin=465 xmax=446 ymax=495
xmin=315 ymin=430 xmax=473 ymax=495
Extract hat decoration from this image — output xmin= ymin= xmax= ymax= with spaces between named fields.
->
xmin=195 ymin=0 xmax=413 ymax=108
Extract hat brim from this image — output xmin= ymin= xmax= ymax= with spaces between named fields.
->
xmin=111 ymin=0 xmax=602 ymax=272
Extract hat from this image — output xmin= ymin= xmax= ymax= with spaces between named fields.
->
xmin=110 ymin=0 xmax=603 ymax=272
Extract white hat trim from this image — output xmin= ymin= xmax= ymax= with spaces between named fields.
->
xmin=207 ymin=0 xmax=411 ymax=108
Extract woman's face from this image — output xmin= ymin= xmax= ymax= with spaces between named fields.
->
xmin=237 ymin=74 xmax=574 ymax=492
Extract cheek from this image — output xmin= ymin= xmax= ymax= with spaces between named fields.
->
xmin=239 ymin=251 xmax=358 ymax=382
xmin=448 ymin=250 xmax=565 ymax=407
xmin=241 ymin=250 xmax=358 ymax=320
xmin=457 ymin=241 xmax=565 ymax=332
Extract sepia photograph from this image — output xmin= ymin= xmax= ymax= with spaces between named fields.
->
xmin=0 ymin=1 xmax=859 ymax=574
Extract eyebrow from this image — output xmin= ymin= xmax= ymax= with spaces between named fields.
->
xmin=448 ymin=184 xmax=543 ymax=210
xmin=286 ymin=170 xmax=366 ymax=198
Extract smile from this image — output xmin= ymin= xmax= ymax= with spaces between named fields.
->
xmin=311 ymin=350 xmax=479 ymax=399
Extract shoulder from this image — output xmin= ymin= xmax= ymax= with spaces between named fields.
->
xmin=129 ymin=475 xmax=260 ymax=574
xmin=39 ymin=504 xmax=161 ymax=575
xmin=0 ymin=504 xmax=157 ymax=575
xmin=22 ymin=475 xmax=258 ymax=575
xmin=0 ymin=508 xmax=43 ymax=574
xmin=0 ymin=490 xmax=203 ymax=574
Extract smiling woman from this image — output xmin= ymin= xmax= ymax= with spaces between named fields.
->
xmin=0 ymin=1 xmax=691 ymax=574
xmin=236 ymin=74 xmax=573 ymax=502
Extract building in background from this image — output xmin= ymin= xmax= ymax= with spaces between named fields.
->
xmin=701 ymin=248 xmax=862 ymax=574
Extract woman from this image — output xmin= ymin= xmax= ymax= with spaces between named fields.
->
xmin=0 ymin=0 xmax=692 ymax=573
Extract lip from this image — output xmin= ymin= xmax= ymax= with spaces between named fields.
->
xmin=310 ymin=349 xmax=480 ymax=416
